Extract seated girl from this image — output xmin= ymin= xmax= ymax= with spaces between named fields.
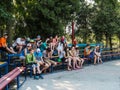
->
xmin=94 ymin=45 xmax=103 ymax=65
xmin=75 ymin=47 xmax=84 ymax=69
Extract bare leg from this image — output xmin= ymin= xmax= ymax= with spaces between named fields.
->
xmin=75 ymin=58 xmax=81 ymax=68
xmin=80 ymin=58 xmax=84 ymax=68
xmin=94 ymin=55 xmax=97 ymax=65
xmin=6 ymin=47 xmax=16 ymax=54
xmin=67 ymin=58 xmax=72 ymax=70
xmin=33 ymin=67 xmax=36 ymax=75
xmin=72 ymin=57 xmax=77 ymax=69
xmin=97 ymin=57 xmax=100 ymax=63
xmin=99 ymin=57 xmax=103 ymax=63
xmin=41 ymin=63 xmax=50 ymax=72
xmin=18 ymin=46 xmax=23 ymax=53
xmin=36 ymin=63 xmax=41 ymax=74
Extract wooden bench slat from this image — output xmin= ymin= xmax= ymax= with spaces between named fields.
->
xmin=102 ymin=53 xmax=120 ymax=57
xmin=0 ymin=68 xmax=18 ymax=83
xmin=0 ymin=67 xmax=25 ymax=90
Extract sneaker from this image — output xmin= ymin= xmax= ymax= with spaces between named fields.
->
xmin=39 ymin=74 xmax=44 ymax=79
xmin=34 ymin=75 xmax=39 ymax=80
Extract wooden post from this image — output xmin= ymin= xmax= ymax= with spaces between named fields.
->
xmin=72 ymin=21 xmax=74 ymax=44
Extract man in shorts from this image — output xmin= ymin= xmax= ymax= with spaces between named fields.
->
xmin=0 ymin=33 xmax=16 ymax=54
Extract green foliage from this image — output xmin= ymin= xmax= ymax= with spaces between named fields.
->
xmin=12 ymin=0 xmax=80 ymax=38
xmin=76 ymin=0 xmax=96 ymax=43
xmin=0 ymin=0 xmax=120 ymax=48
xmin=92 ymin=0 xmax=120 ymax=47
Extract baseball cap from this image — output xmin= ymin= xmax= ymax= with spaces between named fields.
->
xmin=96 ymin=45 xmax=100 ymax=47
xmin=27 ymin=43 xmax=31 ymax=47
xmin=30 ymin=39 xmax=34 ymax=43
xmin=3 ymin=33 xmax=8 ymax=36
xmin=37 ymin=35 xmax=41 ymax=38
xmin=36 ymin=48 xmax=40 ymax=52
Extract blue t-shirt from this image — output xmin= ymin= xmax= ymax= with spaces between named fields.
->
xmin=19 ymin=48 xmax=30 ymax=57
xmin=34 ymin=51 xmax=43 ymax=61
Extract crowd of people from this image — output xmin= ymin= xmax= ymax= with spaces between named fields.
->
xmin=0 ymin=33 xmax=103 ymax=80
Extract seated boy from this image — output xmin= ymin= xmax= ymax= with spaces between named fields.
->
xmin=25 ymin=48 xmax=43 ymax=79
xmin=34 ymin=48 xmax=49 ymax=73
xmin=84 ymin=44 xmax=94 ymax=60
xmin=43 ymin=48 xmax=57 ymax=69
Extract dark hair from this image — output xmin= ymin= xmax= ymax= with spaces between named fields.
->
xmin=72 ymin=44 xmax=75 ymax=47
xmin=76 ymin=47 xmax=79 ymax=50
xmin=29 ymin=48 xmax=34 ymax=52
xmin=3 ymin=33 xmax=8 ymax=36
xmin=46 ymin=48 xmax=51 ymax=52
xmin=21 ymin=36 xmax=26 ymax=39
xmin=71 ymin=45 xmax=75 ymax=49
xmin=86 ymin=44 xmax=90 ymax=47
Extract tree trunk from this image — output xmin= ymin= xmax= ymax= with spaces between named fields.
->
xmin=105 ymin=34 xmax=109 ymax=48
xmin=109 ymin=36 xmax=112 ymax=50
xmin=0 ymin=30 xmax=4 ymax=36
xmin=119 ymin=38 xmax=120 ymax=48
xmin=7 ymin=20 xmax=15 ymax=46
xmin=8 ymin=29 xmax=13 ymax=46
xmin=83 ymin=34 xmax=87 ymax=43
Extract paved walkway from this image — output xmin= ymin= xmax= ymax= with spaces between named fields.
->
xmin=20 ymin=60 xmax=120 ymax=90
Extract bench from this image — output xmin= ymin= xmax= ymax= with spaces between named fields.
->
xmin=7 ymin=53 xmax=21 ymax=64
xmin=101 ymin=50 xmax=120 ymax=61
xmin=0 ymin=62 xmax=8 ymax=78
xmin=0 ymin=67 xmax=26 ymax=90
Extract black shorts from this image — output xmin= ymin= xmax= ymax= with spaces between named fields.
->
xmin=0 ymin=47 xmax=7 ymax=52
xmin=61 ymin=57 xmax=66 ymax=63
xmin=13 ymin=46 xmax=19 ymax=52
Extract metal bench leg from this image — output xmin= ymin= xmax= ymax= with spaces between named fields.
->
xmin=17 ymin=75 xmax=20 ymax=89
xmin=5 ymin=64 xmax=8 ymax=74
xmin=5 ymin=85 xmax=9 ymax=90
xmin=25 ymin=68 xmax=27 ymax=80
xmin=30 ymin=66 xmax=33 ymax=78
xmin=0 ymin=70 xmax=1 ymax=78
xmin=7 ymin=56 xmax=10 ymax=64
xmin=50 ymin=65 xmax=53 ymax=73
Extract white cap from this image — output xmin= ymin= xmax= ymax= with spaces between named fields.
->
xmin=27 ymin=43 xmax=31 ymax=47
xmin=36 ymin=48 xmax=40 ymax=52
xmin=96 ymin=45 xmax=100 ymax=48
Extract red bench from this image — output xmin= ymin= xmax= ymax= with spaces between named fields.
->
xmin=0 ymin=67 xmax=26 ymax=90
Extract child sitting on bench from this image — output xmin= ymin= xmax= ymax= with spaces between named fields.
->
xmin=25 ymin=48 xmax=43 ymax=79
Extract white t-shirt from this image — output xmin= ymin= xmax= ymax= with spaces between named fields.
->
xmin=43 ymin=50 xmax=47 ymax=58
xmin=12 ymin=38 xmax=25 ymax=47
xmin=94 ymin=48 xmax=101 ymax=57
xmin=57 ymin=42 xmax=63 ymax=51
xmin=59 ymin=51 xmax=65 ymax=58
